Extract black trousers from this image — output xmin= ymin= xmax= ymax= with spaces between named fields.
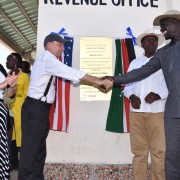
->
xmin=7 ymin=116 xmax=19 ymax=169
xmin=165 ymin=118 xmax=180 ymax=180
xmin=18 ymin=97 xmax=51 ymax=180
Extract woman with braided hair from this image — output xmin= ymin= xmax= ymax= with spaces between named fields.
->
xmin=6 ymin=53 xmax=30 ymax=172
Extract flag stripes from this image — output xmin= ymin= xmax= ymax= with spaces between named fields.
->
xmin=106 ymin=39 xmax=135 ymax=133
xmin=49 ymin=36 xmax=73 ymax=132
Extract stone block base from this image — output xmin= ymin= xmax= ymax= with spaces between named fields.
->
xmin=44 ymin=163 xmax=151 ymax=180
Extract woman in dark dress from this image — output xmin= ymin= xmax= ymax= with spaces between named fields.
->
xmin=0 ymin=63 xmax=18 ymax=179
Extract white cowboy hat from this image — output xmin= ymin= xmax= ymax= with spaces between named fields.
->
xmin=153 ymin=10 xmax=180 ymax=26
xmin=136 ymin=28 xmax=164 ymax=47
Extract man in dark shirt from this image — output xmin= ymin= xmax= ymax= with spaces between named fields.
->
xmin=104 ymin=10 xmax=180 ymax=180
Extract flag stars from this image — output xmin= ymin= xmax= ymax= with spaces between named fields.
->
xmin=63 ymin=37 xmax=73 ymax=67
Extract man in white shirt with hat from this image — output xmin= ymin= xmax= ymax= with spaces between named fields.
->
xmin=104 ymin=10 xmax=180 ymax=180
xmin=124 ymin=28 xmax=167 ymax=180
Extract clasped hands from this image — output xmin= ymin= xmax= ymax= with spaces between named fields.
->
xmin=96 ymin=76 xmax=114 ymax=93
xmin=129 ymin=92 xmax=161 ymax=109
xmin=6 ymin=72 xmax=19 ymax=88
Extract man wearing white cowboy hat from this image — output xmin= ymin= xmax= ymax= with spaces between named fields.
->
xmin=124 ymin=28 xmax=167 ymax=180
xmin=102 ymin=9 xmax=180 ymax=180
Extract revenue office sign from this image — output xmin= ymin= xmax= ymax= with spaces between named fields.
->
xmin=44 ymin=0 xmax=158 ymax=7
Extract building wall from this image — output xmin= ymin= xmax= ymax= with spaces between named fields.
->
xmin=37 ymin=0 xmax=180 ymax=164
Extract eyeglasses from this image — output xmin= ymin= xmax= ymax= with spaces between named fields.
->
xmin=160 ymin=18 xmax=179 ymax=28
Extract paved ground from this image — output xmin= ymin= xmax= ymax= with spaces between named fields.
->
xmin=10 ymin=170 xmax=18 ymax=180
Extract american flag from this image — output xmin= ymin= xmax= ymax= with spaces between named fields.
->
xmin=49 ymin=36 xmax=74 ymax=132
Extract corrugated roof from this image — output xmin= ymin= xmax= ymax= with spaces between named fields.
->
xmin=0 ymin=0 xmax=38 ymax=59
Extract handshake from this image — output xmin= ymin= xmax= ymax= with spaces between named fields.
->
xmin=80 ymin=74 xmax=115 ymax=92
xmin=98 ymin=76 xmax=115 ymax=91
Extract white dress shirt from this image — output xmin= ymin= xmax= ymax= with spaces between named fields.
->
xmin=124 ymin=55 xmax=168 ymax=113
xmin=0 ymin=72 xmax=5 ymax=99
xmin=28 ymin=50 xmax=86 ymax=103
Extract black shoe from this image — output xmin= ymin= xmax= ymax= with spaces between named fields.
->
xmin=10 ymin=165 xmax=18 ymax=171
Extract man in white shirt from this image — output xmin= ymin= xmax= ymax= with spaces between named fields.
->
xmin=18 ymin=34 xmax=112 ymax=180
xmin=124 ymin=29 xmax=167 ymax=180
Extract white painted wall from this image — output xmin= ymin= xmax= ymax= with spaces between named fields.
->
xmin=37 ymin=1 xmax=180 ymax=164
xmin=0 ymin=40 xmax=14 ymax=71
xmin=172 ymin=0 xmax=180 ymax=10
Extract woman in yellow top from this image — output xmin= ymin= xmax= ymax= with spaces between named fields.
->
xmin=6 ymin=53 xmax=30 ymax=148
xmin=10 ymin=71 xmax=30 ymax=147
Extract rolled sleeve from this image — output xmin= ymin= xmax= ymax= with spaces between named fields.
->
xmin=45 ymin=53 xmax=86 ymax=83
xmin=114 ymin=55 xmax=161 ymax=86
